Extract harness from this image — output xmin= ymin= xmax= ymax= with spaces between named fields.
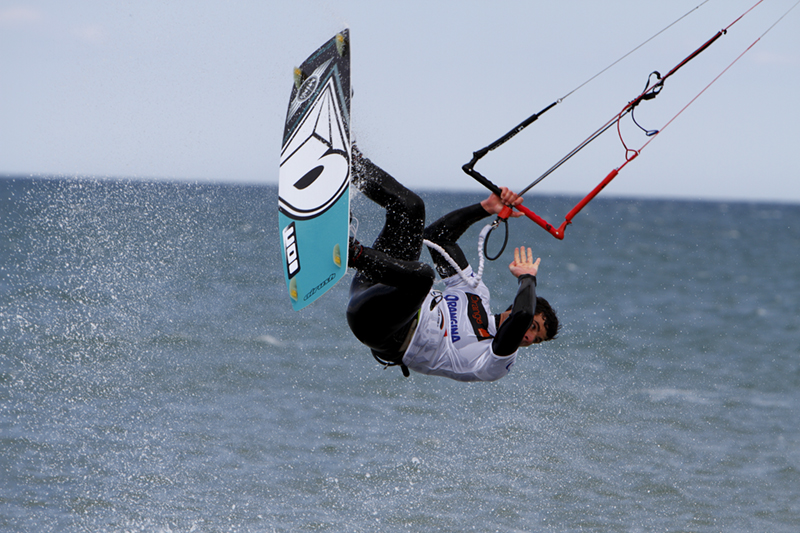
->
xmin=373 ymin=228 xmax=494 ymax=377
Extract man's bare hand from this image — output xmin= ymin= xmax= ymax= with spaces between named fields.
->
xmin=509 ymin=247 xmax=540 ymax=278
xmin=481 ymin=187 xmax=523 ymax=217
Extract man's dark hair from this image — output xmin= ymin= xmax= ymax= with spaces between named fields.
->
xmin=506 ymin=296 xmax=560 ymax=341
xmin=535 ymin=296 xmax=559 ymax=341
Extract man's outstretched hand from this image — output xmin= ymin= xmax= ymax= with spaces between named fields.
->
xmin=509 ymin=247 xmax=540 ymax=278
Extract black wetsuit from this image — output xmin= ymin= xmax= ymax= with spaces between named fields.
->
xmin=346 ymin=151 xmax=536 ymax=374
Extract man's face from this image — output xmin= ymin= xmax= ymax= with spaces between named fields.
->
xmin=519 ymin=313 xmax=547 ymax=347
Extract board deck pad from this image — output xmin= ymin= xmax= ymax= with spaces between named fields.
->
xmin=279 ymin=30 xmax=351 ymax=311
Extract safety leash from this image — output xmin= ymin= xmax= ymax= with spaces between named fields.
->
xmin=422 ymin=222 xmax=495 ymax=288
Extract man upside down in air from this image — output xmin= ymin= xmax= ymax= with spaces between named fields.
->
xmin=346 ymin=146 xmax=559 ymax=381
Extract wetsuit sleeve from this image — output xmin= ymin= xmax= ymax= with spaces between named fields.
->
xmin=422 ymin=203 xmax=490 ymax=278
xmin=492 ymin=274 xmax=536 ymax=356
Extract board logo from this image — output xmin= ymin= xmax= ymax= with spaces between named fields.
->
xmin=303 ymin=272 xmax=336 ymax=301
xmin=280 ymin=65 xmax=349 ymax=220
xmin=297 ymin=76 xmax=318 ymax=103
xmin=288 ymin=59 xmax=332 ymax=118
xmin=282 ymin=222 xmax=300 ymax=278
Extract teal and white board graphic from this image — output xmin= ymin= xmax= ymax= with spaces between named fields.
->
xmin=279 ymin=30 xmax=351 ymax=311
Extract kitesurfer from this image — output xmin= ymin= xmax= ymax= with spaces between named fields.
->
xmin=347 ymin=147 xmax=559 ymax=380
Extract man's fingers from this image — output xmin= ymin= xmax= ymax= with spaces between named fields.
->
xmin=512 ymin=247 xmax=541 ymax=268
xmin=524 ymin=247 xmax=534 ymax=264
xmin=500 ymin=188 xmax=522 ymax=205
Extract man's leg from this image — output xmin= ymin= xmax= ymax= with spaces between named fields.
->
xmin=346 ymin=148 xmax=433 ymax=354
xmin=352 ymin=146 xmax=425 ymax=261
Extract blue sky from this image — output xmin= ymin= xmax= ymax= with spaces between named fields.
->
xmin=1 ymin=0 xmax=798 ymax=202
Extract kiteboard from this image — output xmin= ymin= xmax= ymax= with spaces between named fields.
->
xmin=279 ymin=30 xmax=351 ymax=311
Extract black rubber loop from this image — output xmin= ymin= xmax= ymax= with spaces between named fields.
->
xmin=484 ymin=218 xmax=509 ymax=261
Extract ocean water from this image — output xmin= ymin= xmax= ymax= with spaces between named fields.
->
xmin=1 ymin=176 xmax=799 ymax=532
